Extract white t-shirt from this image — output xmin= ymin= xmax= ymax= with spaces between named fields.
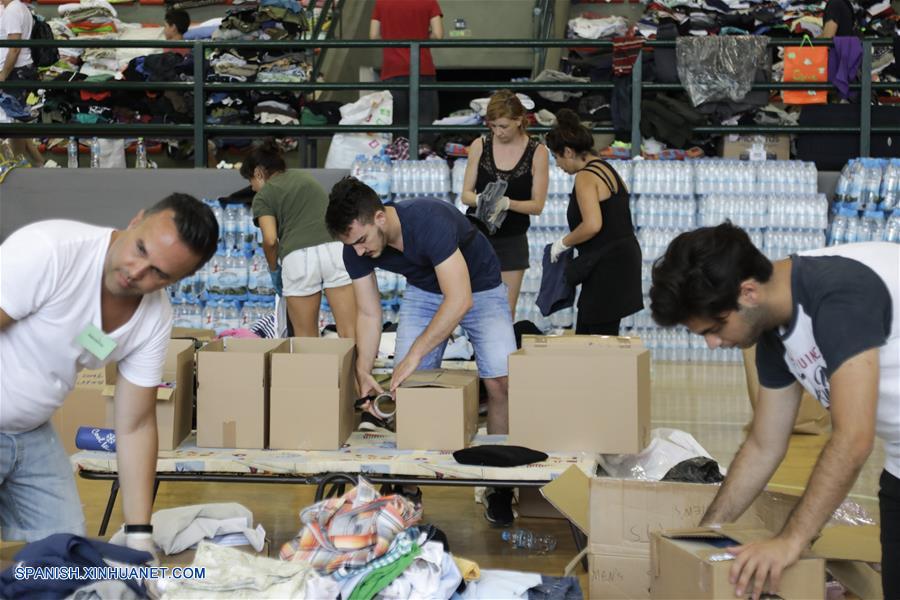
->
xmin=0 ymin=220 xmax=173 ymax=433
xmin=756 ymin=242 xmax=900 ymax=477
xmin=0 ymin=0 xmax=33 ymax=70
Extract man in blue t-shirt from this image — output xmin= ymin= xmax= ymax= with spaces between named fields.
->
xmin=326 ymin=177 xmax=518 ymax=523
xmin=650 ymin=223 xmax=899 ymax=600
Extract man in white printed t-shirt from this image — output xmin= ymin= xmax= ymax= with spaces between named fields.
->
xmin=0 ymin=194 xmax=218 ymax=555
xmin=650 ymin=223 xmax=899 ymax=600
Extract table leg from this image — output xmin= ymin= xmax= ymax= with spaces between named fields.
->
xmin=98 ymin=479 xmax=120 ymax=537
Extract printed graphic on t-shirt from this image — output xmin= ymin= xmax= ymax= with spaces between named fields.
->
xmin=780 ymin=305 xmax=831 ymax=407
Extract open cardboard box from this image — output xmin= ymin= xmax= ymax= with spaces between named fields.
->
xmin=269 ymin=337 xmax=357 ymax=450
xmin=541 ymin=466 xmax=798 ymax=599
xmin=51 ymin=365 xmax=116 ymax=455
xmin=101 ymin=338 xmax=195 ymax=451
xmin=510 ymin=336 xmax=650 ymax=455
xmin=396 ymin=369 xmax=479 ymax=451
xmin=196 ymin=338 xmax=287 ymax=449
xmin=650 ymin=526 xmax=824 ymax=599
xmin=541 ymin=466 xmax=883 ymax=599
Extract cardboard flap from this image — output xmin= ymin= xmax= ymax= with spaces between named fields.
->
xmin=400 ymin=369 xmax=476 ymax=389
xmin=102 ymin=384 xmax=175 ymax=401
xmin=522 ymin=334 xmax=643 ymax=350
xmin=812 ymin=525 xmax=881 ymax=563
xmin=539 ymin=465 xmax=591 ymax=534
xmin=662 ymin=526 xmax=771 ymax=546
xmin=826 ymin=560 xmax=882 ymax=599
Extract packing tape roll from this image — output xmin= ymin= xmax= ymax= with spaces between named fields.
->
xmin=371 ymin=392 xmax=396 ymax=420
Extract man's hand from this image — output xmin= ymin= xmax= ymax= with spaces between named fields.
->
xmin=357 ymin=371 xmax=384 ymax=401
xmin=727 ymin=535 xmax=804 ymax=600
xmin=549 ymin=238 xmax=569 ymax=263
xmin=124 ymin=532 xmax=159 ymax=566
xmin=390 ymin=351 xmax=422 ymax=392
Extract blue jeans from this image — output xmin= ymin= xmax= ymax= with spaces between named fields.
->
xmin=0 ymin=422 xmax=86 ymax=541
xmin=394 ymin=284 xmax=516 ymax=379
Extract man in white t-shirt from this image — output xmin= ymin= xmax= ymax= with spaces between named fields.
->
xmin=0 ymin=194 xmax=218 ymax=552
xmin=650 ymin=223 xmax=899 ymax=600
xmin=0 ymin=0 xmax=45 ymax=167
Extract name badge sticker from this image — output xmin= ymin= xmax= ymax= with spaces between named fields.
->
xmin=76 ymin=324 xmax=117 ymax=361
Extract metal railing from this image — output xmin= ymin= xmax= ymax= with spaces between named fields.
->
xmin=0 ymin=37 xmax=896 ymax=166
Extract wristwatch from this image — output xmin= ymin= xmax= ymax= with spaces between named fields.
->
xmin=124 ymin=524 xmax=153 ymax=534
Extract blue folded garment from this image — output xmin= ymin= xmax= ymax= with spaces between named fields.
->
xmin=536 ymin=244 xmax=575 ymax=317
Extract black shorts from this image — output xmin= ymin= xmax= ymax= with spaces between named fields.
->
xmin=489 ymin=233 xmax=529 ymax=272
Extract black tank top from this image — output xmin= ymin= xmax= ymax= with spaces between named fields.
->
xmin=567 ymin=159 xmax=634 ymax=255
xmin=467 ymin=132 xmax=539 ymax=238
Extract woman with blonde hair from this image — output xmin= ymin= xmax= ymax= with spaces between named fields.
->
xmin=461 ymin=90 xmax=549 ymax=318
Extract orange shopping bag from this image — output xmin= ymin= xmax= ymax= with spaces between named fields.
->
xmin=782 ymin=35 xmax=829 ymax=104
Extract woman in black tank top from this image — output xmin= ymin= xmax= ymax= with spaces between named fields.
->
xmin=461 ymin=90 xmax=549 ymax=318
xmin=545 ymin=109 xmax=643 ymax=335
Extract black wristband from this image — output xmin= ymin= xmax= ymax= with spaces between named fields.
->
xmin=124 ymin=524 xmax=153 ymax=534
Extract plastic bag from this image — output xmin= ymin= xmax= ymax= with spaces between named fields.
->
xmin=662 ymin=456 xmax=724 ymax=483
xmin=782 ymin=36 xmax=829 ymax=105
xmin=324 ymin=133 xmax=391 ymax=169
xmin=600 ymin=428 xmax=715 ymax=480
xmin=339 ymin=90 xmax=393 ymax=125
xmin=676 ymin=36 xmax=770 ymax=106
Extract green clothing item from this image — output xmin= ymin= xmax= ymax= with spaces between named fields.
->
xmin=349 ymin=544 xmax=421 ymax=600
xmin=252 ymin=169 xmax=334 ymax=259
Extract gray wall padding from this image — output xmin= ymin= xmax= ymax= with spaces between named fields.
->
xmin=0 ymin=168 xmax=349 ymax=242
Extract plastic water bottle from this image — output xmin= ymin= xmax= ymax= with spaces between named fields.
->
xmin=880 ymin=161 xmax=899 ymax=210
xmin=500 ymin=528 xmax=557 ymax=553
xmin=223 ymin=205 xmax=241 ymax=251
xmin=859 ymin=210 xmax=885 ymax=242
xmin=860 ymin=164 xmax=882 ymax=210
xmin=67 ymin=137 xmax=79 ymax=168
xmin=135 ymin=137 xmax=148 ymax=168
xmin=884 ymin=213 xmax=900 ymax=243
xmin=844 ymin=210 xmax=860 ymax=244
xmin=90 ymin=137 xmax=101 ymax=168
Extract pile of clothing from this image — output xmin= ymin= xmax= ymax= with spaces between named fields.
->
xmin=57 ymin=0 xmax=118 ymax=37
xmin=212 ymin=0 xmax=309 ymax=41
xmin=633 ymin=0 xmax=896 ymax=38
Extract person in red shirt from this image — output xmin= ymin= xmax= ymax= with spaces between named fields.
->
xmin=369 ymin=0 xmax=443 ymax=133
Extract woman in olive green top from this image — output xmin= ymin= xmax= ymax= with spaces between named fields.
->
xmin=241 ymin=143 xmax=357 ymax=338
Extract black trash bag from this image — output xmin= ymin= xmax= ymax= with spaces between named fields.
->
xmin=661 ymin=456 xmax=724 ymax=483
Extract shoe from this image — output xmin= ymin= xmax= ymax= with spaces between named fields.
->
xmin=484 ymin=488 xmax=515 ymax=527
xmin=358 ymin=412 xmax=393 ymax=432
xmin=392 ymin=485 xmax=423 ymax=509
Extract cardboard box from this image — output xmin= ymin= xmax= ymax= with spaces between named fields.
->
xmin=541 ymin=466 xmax=799 ymax=599
xmin=650 ymin=527 xmax=825 ymax=599
xmin=51 ymin=366 xmax=115 ymax=455
xmin=170 ymin=327 xmax=217 ymax=342
xmin=269 ymin=337 xmax=357 ymax=450
xmin=196 ymin=338 xmax=286 ymax=449
xmin=396 ymin=369 xmax=479 ymax=451
xmin=720 ymin=134 xmax=790 ymax=161
xmin=102 ymin=339 xmax=195 ymax=451
xmin=509 ymin=336 xmax=650 ymax=454
xmin=517 ymin=487 xmax=565 ymax=519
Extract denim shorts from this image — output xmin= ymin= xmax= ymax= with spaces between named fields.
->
xmin=394 ymin=284 xmax=516 ymax=379
xmin=0 ymin=421 xmax=86 ymax=541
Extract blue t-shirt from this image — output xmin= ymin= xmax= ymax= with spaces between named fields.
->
xmin=342 ymin=198 xmax=501 ymax=294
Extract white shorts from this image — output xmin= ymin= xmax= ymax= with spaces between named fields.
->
xmin=282 ymin=241 xmax=352 ymax=297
